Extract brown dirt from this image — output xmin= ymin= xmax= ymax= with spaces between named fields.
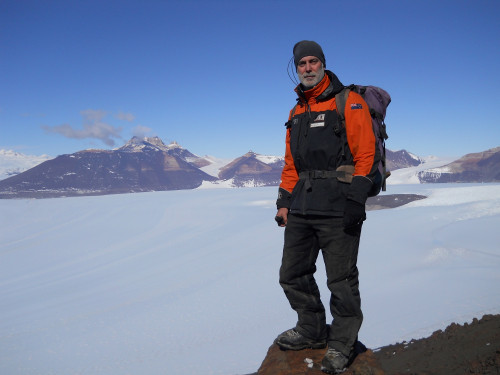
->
xmin=373 ymin=314 xmax=500 ymax=374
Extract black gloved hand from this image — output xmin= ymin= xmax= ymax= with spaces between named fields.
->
xmin=343 ymin=199 xmax=366 ymax=229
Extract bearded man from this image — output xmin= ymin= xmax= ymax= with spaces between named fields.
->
xmin=274 ymin=40 xmax=380 ymax=374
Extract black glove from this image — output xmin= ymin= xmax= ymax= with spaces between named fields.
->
xmin=343 ymin=199 xmax=366 ymax=228
xmin=276 ymin=187 xmax=291 ymax=210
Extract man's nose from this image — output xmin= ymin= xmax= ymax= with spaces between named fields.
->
xmin=305 ymin=62 xmax=313 ymax=72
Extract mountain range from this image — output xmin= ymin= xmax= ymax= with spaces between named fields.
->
xmin=0 ymin=137 xmax=498 ymax=198
xmin=417 ymin=147 xmax=500 ymax=183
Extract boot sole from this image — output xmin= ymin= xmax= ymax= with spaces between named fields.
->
xmin=276 ymin=341 xmax=327 ymax=351
xmin=321 ymin=365 xmax=346 ymax=374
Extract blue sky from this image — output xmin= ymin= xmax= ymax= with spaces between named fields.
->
xmin=1 ymin=0 xmax=499 ymax=159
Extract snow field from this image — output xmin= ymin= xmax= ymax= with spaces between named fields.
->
xmin=0 ymin=184 xmax=499 ymax=374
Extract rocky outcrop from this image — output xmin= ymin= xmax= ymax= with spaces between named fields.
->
xmin=256 ymin=342 xmax=385 ymax=375
xmin=246 ymin=315 xmax=500 ymax=375
xmin=366 ymin=194 xmax=426 ymax=210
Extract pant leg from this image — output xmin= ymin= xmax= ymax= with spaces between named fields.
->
xmin=279 ymin=214 xmax=327 ymax=340
xmin=316 ymin=217 xmax=363 ymax=356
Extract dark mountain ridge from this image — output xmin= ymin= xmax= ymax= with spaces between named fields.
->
xmin=0 ymin=137 xmax=216 ymax=198
xmin=1 ymin=136 xmax=497 ymax=199
xmin=386 ymin=149 xmax=422 ymax=171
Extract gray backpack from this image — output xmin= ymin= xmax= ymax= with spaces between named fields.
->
xmin=335 ymin=85 xmax=391 ymax=196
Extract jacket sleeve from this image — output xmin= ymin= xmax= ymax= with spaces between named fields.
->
xmin=344 ymin=91 xmax=380 ymax=204
xmin=276 ymin=123 xmax=299 ymax=209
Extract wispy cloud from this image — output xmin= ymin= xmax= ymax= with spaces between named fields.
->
xmin=42 ymin=110 xmax=123 ymax=147
xmin=116 ymin=112 xmax=136 ymax=122
xmin=132 ymin=125 xmax=152 ymax=138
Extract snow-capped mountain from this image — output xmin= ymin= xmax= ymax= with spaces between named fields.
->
xmin=0 ymin=149 xmax=52 ymax=180
xmin=417 ymin=147 xmax=500 ymax=183
xmin=0 ymin=138 xmax=287 ymax=197
xmin=2 ymin=135 xmax=498 ymax=198
xmin=0 ymin=137 xmax=216 ymax=198
xmin=115 ymin=135 xmax=173 ymax=152
xmin=386 ymin=149 xmax=423 ymax=171
xmin=117 ymin=136 xmax=210 ymax=168
xmin=217 ymin=151 xmax=284 ymax=187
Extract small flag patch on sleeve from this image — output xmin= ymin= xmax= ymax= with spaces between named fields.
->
xmin=351 ymin=103 xmax=363 ymax=110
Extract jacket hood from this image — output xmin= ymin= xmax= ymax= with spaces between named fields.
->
xmin=295 ymin=70 xmax=344 ymax=102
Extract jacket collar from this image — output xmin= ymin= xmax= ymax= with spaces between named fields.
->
xmin=295 ymin=70 xmax=344 ymax=103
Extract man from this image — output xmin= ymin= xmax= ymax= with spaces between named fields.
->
xmin=274 ymin=40 xmax=380 ymax=374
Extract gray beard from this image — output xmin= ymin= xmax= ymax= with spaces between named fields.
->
xmin=298 ymin=66 xmax=325 ymax=90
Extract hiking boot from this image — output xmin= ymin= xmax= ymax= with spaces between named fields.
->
xmin=321 ymin=348 xmax=349 ymax=374
xmin=274 ymin=328 xmax=326 ymax=350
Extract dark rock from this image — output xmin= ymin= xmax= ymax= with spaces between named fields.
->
xmin=366 ymin=194 xmax=426 ymax=210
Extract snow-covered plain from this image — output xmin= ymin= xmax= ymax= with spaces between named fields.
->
xmin=1 ymin=183 xmax=499 ymax=375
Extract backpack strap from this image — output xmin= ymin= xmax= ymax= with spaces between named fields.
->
xmin=334 ymin=87 xmax=351 ymax=158
xmin=284 ymin=103 xmax=299 ymax=129
xmin=334 ymin=87 xmax=350 ymax=127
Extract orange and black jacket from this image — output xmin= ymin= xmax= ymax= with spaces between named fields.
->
xmin=276 ymin=70 xmax=380 ymax=216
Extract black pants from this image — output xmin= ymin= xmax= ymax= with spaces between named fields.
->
xmin=279 ymin=213 xmax=363 ymax=356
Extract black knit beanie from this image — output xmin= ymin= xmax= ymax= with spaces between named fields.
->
xmin=293 ymin=40 xmax=326 ymax=69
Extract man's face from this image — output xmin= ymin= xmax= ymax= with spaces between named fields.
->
xmin=297 ymin=56 xmax=325 ymax=88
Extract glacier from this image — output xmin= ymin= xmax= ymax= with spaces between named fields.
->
xmin=0 ymin=183 xmax=499 ymax=375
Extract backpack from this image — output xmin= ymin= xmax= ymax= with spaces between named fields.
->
xmin=335 ymin=84 xmax=391 ymax=197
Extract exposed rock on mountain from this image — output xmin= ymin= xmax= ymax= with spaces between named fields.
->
xmin=418 ymin=147 xmax=500 ymax=183
xmin=118 ymin=136 xmax=210 ymax=168
xmin=0 ymin=137 xmax=216 ymax=198
xmin=218 ymin=151 xmax=284 ymax=187
xmin=385 ymin=149 xmax=422 ymax=172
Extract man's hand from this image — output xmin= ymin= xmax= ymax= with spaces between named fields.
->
xmin=275 ymin=207 xmax=289 ymax=227
xmin=343 ymin=199 xmax=366 ymax=229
